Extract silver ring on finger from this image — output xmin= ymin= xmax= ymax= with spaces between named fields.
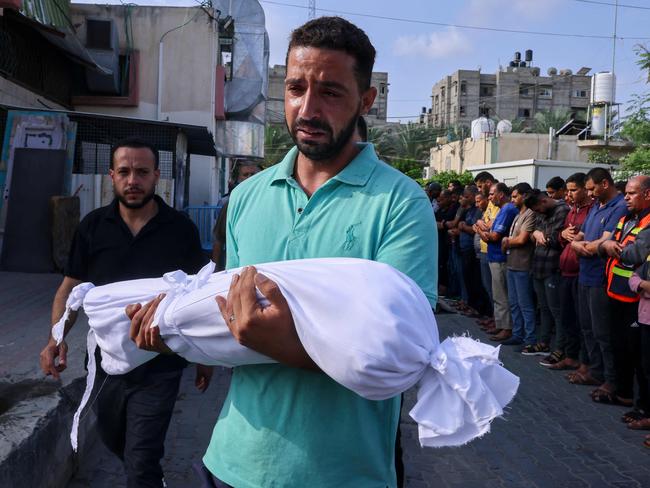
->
xmin=229 ymin=314 xmax=236 ymax=323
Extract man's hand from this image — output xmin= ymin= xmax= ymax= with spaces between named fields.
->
xmin=39 ymin=338 xmax=68 ymax=380
xmin=501 ymin=237 xmax=510 ymax=254
xmin=532 ymin=230 xmax=547 ymax=247
xmin=127 ymin=295 xmax=173 ymax=354
xmin=476 ymin=220 xmax=489 ymax=232
xmin=600 ymin=239 xmax=623 ymax=258
xmin=195 ymin=364 xmax=214 ymax=393
xmin=216 ymin=266 xmax=317 ymax=369
xmin=561 ymin=225 xmax=578 ymax=242
xmin=571 ymin=240 xmax=592 ymax=257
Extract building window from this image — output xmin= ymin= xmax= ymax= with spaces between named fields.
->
xmin=519 ymin=85 xmax=531 ymax=97
xmin=460 ymin=106 xmax=466 ymax=116
xmin=480 ymin=85 xmax=494 ymax=97
xmin=518 ymin=108 xmax=531 ymax=118
xmin=380 ymin=84 xmax=386 ymax=95
xmin=479 ymin=105 xmax=491 ymax=117
xmin=574 ymin=89 xmax=587 ymax=98
xmin=460 ymin=81 xmax=467 ymax=95
xmin=368 ymin=107 xmax=378 ymax=116
xmin=453 ymin=81 xmax=458 ymax=96
xmin=539 ymin=87 xmax=552 ymax=98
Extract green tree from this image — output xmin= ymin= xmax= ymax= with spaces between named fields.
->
xmin=620 ymin=45 xmax=650 ymax=175
xmin=533 ymin=108 xmax=571 ymax=133
xmin=587 ymin=149 xmax=619 ymax=165
xmin=264 ymin=125 xmax=293 ymax=167
xmin=418 ymin=171 xmax=474 ymax=189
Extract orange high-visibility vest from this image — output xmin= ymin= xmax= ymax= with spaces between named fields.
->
xmin=606 ymin=212 xmax=650 ymax=302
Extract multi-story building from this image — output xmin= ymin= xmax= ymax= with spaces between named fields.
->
xmin=267 ymin=64 xmax=389 ymax=125
xmin=429 ymin=52 xmax=592 ymax=129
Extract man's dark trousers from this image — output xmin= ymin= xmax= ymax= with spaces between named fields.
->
xmin=94 ymin=357 xmax=184 ymax=488
xmin=609 ymin=299 xmax=649 ymax=409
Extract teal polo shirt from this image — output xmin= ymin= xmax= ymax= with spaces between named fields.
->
xmin=203 ymin=143 xmax=437 ymax=488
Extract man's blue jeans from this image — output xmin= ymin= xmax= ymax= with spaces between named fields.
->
xmin=507 ymin=270 xmax=537 ymax=345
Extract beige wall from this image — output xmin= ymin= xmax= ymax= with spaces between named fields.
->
xmin=70 ymin=5 xmax=217 ymax=128
xmin=429 ymin=132 xmax=634 ymax=173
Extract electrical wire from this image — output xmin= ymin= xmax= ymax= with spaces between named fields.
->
xmin=260 ymin=0 xmax=650 ymax=40
xmin=571 ymin=0 xmax=650 ymax=10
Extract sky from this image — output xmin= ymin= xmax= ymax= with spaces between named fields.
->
xmin=74 ymin=0 xmax=650 ymax=122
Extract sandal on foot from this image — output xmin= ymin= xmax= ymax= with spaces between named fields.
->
xmin=622 ymin=410 xmax=648 ymax=424
xmin=627 ymin=418 xmax=650 ymax=430
xmin=591 ymin=388 xmax=633 ymax=406
xmin=567 ymin=372 xmax=600 ymax=386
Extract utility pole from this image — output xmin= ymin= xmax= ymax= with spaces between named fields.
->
xmin=308 ymin=0 xmax=315 ymax=19
xmin=612 ymin=0 xmax=618 ymax=74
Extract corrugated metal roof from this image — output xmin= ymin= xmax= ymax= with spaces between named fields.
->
xmin=20 ymin=0 xmax=73 ymax=31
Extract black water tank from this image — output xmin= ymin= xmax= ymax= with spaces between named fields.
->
xmin=514 ymin=51 xmax=521 ymax=62
xmin=525 ymin=49 xmax=533 ymax=62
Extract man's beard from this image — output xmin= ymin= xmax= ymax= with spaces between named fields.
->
xmin=288 ymin=109 xmax=360 ymax=162
xmin=115 ymin=187 xmax=156 ymax=209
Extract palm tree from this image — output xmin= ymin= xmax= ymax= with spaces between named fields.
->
xmin=533 ymin=108 xmax=571 ymax=133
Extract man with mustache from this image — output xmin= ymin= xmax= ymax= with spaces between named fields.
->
xmin=131 ymin=16 xmax=437 ymax=488
xmin=40 ymin=137 xmax=210 ymax=488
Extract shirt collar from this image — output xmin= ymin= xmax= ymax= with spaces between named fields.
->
xmin=270 ymin=143 xmax=378 ymax=187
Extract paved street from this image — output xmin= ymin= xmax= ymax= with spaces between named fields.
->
xmin=66 ymin=309 xmax=650 ymax=488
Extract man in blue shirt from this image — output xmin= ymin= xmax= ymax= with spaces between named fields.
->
xmin=477 ymin=182 xmax=518 ymax=342
xmin=569 ymin=168 xmax=628 ymax=402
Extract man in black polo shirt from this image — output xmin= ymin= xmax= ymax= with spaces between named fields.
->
xmin=39 ymin=137 xmax=210 ymax=488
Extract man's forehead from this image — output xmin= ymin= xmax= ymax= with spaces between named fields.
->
xmin=113 ymin=148 xmax=155 ymax=167
xmin=287 ymin=47 xmax=356 ymax=76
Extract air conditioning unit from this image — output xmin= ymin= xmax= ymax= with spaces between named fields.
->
xmin=84 ymin=18 xmax=120 ymax=94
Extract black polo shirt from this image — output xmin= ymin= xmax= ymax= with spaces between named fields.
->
xmin=65 ymin=195 xmax=209 ymax=373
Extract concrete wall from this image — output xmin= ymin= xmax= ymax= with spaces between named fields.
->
xmin=429 ymin=132 xmax=634 ymax=173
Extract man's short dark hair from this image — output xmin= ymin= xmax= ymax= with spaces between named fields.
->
xmin=586 ymin=167 xmax=614 ymax=186
xmin=449 ymin=179 xmax=462 ymax=189
xmin=513 ymin=182 xmax=533 ymax=196
xmin=524 ymin=189 xmax=546 ymax=208
xmin=615 ymin=180 xmax=627 ymax=193
xmin=110 ymin=137 xmax=159 ymax=170
xmin=566 ymin=172 xmax=587 ymax=188
xmin=546 ymin=176 xmax=565 ymax=191
xmin=494 ymin=182 xmax=509 ymax=196
xmin=474 ymin=171 xmax=495 ymax=184
xmin=287 ymin=16 xmax=376 ymax=92
xmin=356 ymin=116 xmax=368 ymax=142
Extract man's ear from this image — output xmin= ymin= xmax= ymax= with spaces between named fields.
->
xmin=360 ymin=86 xmax=377 ymax=115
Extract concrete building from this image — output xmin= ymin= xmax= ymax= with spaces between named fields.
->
xmin=428 ymin=132 xmax=633 ymax=174
xmin=267 ymin=64 xmax=389 ymax=125
xmin=465 ymin=159 xmax=617 ymax=190
xmin=429 ymin=54 xmax=592 ymax=129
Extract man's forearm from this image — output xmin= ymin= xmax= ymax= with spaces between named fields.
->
xmin=50 ymin=278 xmax=81 ymax=340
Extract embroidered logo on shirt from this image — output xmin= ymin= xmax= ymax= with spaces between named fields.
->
xmin=343 ymin=222 xmax=362 ymax=250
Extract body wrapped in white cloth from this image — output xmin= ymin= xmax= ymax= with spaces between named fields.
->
xmin=52 ymin=257 xmax=519 ymax=450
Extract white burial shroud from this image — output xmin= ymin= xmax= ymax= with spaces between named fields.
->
xmin=52 ymin=258 xmax=519 ymax=450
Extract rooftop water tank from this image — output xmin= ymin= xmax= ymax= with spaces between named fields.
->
xmin=591 ymin=71 xmax=616 ymax=104
xmin=547 ymin=67 xmax=558 ymax=76
xmin=471 ymin=117 xmax=495 ymax=140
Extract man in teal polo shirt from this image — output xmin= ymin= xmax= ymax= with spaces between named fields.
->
xmin=131 ymin=16 xmax=437 ymax=488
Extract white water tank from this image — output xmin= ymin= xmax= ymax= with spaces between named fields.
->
xmin=591 ymin=106 xmax=606 ymax=136
xmin=496 ymin=120 xmax=512 ymax=136
xmin=471 ymin=117 xmax=495 ymax=139
xmin=591 ymin=72 xmax=616 ymax=104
